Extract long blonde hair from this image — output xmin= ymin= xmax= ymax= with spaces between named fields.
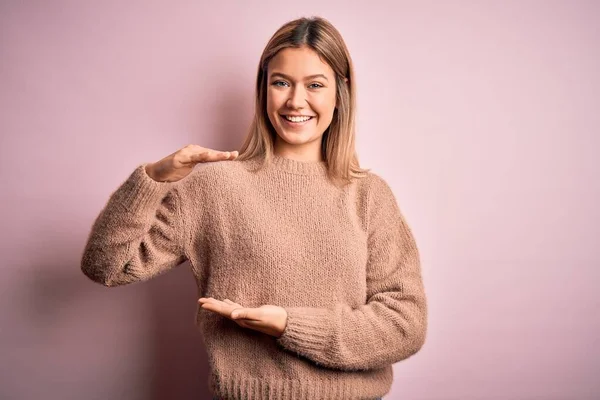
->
xmin=236 ymin=16 xmax=370 ymax=186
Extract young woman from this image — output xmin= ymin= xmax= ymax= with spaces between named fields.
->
xmin=81 ymin=16 xmax=427 ymax=400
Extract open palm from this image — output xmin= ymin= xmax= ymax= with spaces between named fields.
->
xmin=198 ymin=297 xmax=288 ymax=338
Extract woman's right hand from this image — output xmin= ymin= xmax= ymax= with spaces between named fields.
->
xmin=145 ymin=145 xmax=239 ymax=182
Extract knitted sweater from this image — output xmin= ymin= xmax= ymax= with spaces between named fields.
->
xmin=80 ymin=154 xmax=428 ymax=400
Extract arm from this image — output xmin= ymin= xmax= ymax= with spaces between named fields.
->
xmin=275 ymin=174 xmax=428 ymax=371
xmin=80 ymin=164 xmax=188 ymax=287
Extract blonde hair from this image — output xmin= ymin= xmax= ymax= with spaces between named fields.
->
xmin=236 ymin=16 xmax=370 ymax=186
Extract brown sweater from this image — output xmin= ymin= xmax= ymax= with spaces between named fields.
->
xmin=81 ymin=154 xmax=428 ymax=400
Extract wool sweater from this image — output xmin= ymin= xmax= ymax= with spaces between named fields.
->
xmin=80 ymin=154 xmax=428 ymax=400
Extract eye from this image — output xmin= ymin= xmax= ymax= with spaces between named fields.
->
xmin=271 ymin=81 xmax=324 ymax=89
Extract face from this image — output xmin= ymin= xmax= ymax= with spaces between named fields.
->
xmin=266 ymin=46 xmax=337 ymax=159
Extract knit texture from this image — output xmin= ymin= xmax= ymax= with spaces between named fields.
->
xmin=81 ymin=154 xmax=428 ymax=400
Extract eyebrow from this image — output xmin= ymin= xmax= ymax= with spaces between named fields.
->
xmin=269 ymin=72 xmax=329 ymax=82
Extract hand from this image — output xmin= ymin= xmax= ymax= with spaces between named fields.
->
xmin=198 ymin=297 xmax=288 ymax=338
xmin=145 ymin=144 xmax=239 ymax=182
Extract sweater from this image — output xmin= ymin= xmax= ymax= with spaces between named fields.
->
xmin=80 ymin=154 xmax=428 ymax=400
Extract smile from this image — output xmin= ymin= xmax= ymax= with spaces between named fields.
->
xmin=282 ymin=115 xmax=314 ymax=122
xmin=280 ymin=114 xmax=314 ymax=128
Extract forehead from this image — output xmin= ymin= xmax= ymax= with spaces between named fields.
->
xmin=268 ymin=47 xmax=334 ymax=78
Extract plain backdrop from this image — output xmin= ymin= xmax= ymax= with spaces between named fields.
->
xmin=1 ymin=1 xmax=598 ymax=399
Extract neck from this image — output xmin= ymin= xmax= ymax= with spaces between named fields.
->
xmin=273 ymin=140 xmax=324 ymax=163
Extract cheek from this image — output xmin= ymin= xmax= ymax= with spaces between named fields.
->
xmin=267 ymin=89 xmax=285 ymax=109
xmin=266 ymin=92 xmax=274 ymax=111
xmin=266 ymin=90 xmax=275 ymax=111
xmin=312 ymin=96 xmax=336 ymax=116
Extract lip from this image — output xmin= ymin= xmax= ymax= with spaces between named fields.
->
xmin=279 ymin=114 xmax=314 ymax=129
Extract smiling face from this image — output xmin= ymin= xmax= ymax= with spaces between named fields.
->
xmin=266 ymin=46 xmax=337 ymax=160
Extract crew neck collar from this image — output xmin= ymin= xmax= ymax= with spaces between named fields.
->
xmin=268 ymin=154 xmax=328 ymax=176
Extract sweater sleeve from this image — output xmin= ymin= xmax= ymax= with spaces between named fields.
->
xmin=80 ymin=164 xmax=188 ymax=287
xmin=275 ymin=174 xmax=428 ymax=371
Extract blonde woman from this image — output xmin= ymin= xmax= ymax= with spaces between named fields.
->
xmin=81 ymin=16 xmax=427 ymax=400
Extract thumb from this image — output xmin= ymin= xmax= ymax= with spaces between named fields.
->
xmin=231 ymin=308 xmax=259 ymax=320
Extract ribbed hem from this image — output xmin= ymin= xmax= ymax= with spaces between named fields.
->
xmin=268 ymin=154 xmax=328 ymax=176
xmin=275 ymin=307 xmax=332 ymax=364
xmin=114 ymin=164 xmax=174 ymax=215
xmin=210 ymin=369 xmax=391 ymax=400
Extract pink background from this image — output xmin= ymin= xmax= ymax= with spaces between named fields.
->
xmin=1 ymin=1 xmax=598 ymax=399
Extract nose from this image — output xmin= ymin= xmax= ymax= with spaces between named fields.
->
xmin=286 ymin=85 xmax=307 ymax=110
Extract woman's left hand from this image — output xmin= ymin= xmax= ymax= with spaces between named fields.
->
xmin=198 ymin=297 xmax=288 ymax=338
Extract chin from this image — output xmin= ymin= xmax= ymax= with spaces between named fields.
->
xmin=277 ymin=130 xmax=321 ymax=146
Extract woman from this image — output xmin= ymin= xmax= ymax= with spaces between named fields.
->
xmin=81 ymin=16 xmax=427 ymax=400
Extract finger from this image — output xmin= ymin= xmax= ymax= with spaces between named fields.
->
xmin=206 ymin=150 xmax=234 ymax=162
xmin=231 ymin=308 xmax=261 ymax=321
xmin=199 ymin=297 xmax=228 ymax=307
xmin=221 ymin=150 xmax=239 ymax=160
xmin=200 ymin=304 xmax=231 ymax=319
xmin=200 ymin=298 xmax=244 ymax=320
xmin=234 ymin=319 xmax=256 ymax=330
xmin=199 ymin=301 xmax=217 ymax=312
xmin=199 ymin=297 xmax=235 ymax=307
xmin=237 ymin=318 xmax=262 ymax=326
xmin=234 ymin=319 xmax=272 ymax=336
xmin=193 ymin=149 xmax=239 ymax=163
xmin=236 ymin=319 xmax=260 ymax=329
xmin=198 ymin=297 xmax=216 ymax=303
xmin=198 ymin=298 xmax=229 ymax=314
xmin=198 ymin=297 xmax=219 ymax=308
xmin=188 ymin=151 xmax=212 ymax=164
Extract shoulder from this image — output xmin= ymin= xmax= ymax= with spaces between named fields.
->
xmin=362 ymin=171 xmax=396 ymax=201
xmin=343 ymin=171 xmax=397 ymax=222
xmin=173 ymin=159 xmax=252 ymax=198
xmin=360 ymin=171 xmax=404 ymax=219
xmin=184 ymin=159 xmax=252 ymax=183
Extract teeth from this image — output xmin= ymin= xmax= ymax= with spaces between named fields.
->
xmin=284 ymin=115 xmax=312 ymax=122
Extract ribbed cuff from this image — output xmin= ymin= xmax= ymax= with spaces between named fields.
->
xmin=114 ymin=164 xmax=175 ymax=215
xmin=275 ymin=307 xmax=333 ymax=359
